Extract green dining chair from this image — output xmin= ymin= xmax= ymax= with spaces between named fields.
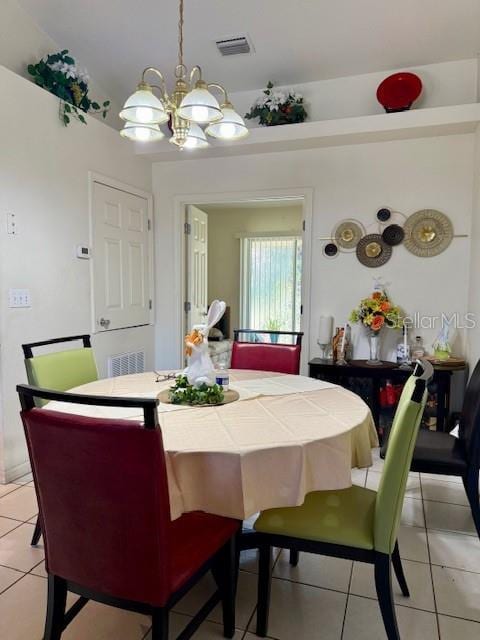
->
xmin=253 ymin=359 xmax=433 ymax=640
xmin=22 ymin=334 xmax=98 ymax=546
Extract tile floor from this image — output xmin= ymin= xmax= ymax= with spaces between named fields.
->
xmin=0 ymin=450 xmax=479 ymax=639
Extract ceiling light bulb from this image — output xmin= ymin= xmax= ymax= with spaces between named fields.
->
xmin=205 ymin=103 xmax=249 ymax=140
xmin=119 ymin=84 xmax=168 ymax=125
xmin=135 ymin=106 xmax=155 ymax=124
xmin=190 ymin=105 xmax=210 ymax=123
xmin=120 ymin=122 xmax=164 ymax=142
xmin=217 ymin=122 xmax=237 ymax=139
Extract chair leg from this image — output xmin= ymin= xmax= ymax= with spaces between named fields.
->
xmin=256 ymin=544 xmax=273 ymax=638
xmin=462 ymin=467 xmax=480 ymax=539
xmin=151 ymin=608 xmax=168 ymax=640
xmin=391 ymin=541 xmax=410 ymax=597
xmin=44 ymin=575 xmax=67 ymax=640
xmin=374 ymin=553 xmax=400 ymax=640
xmin=212 ymin=537 xmax=237 ymax=638
xmin=31 ymin=517 xmax=42 ymax=546
xmin=289 ymin=549 xmax=299 ymax=567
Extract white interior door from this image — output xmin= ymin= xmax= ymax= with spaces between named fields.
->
xmin=92 ymin=182 xmax=151 ymax=331
xmin=186 ymin=205 xmax=208 ymax=329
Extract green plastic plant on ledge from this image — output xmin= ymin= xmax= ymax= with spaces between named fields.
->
xmin=28 ymin=50 xmax=110 ymax=127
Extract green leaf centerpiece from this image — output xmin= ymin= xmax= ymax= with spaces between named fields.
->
xmin=169 ymin=375 xmax=224 ymax=406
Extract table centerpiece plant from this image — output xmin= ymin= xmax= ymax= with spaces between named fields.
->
xmin=27 ymin=50 xmax=110 ymax=126
xmin=349 ymin=289 xmax=402 ymax=365
xmin=168 ymin=374 xmax=224 ymax=406
xmin=245 ymin=81 xmax=307 ymax=126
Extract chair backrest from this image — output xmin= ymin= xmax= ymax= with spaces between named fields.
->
xmin=374 ymin=360 xmax=432 ymax=554
xmin=231 ymin=342 xmax=301 ymax=375
xmin=23 ymin=335 xmax=98 ymax=399
xmin=17 ymin=384 xmax=173 ymax=607
xmin=459 ymin=359 xmax=480 ymax=466
xmin=231 ymin=330 xmax=303 ymax=375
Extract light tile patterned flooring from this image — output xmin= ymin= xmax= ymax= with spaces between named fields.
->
xmin=0 ymin=449 xmax=479 ymax=639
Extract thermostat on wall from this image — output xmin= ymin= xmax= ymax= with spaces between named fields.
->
xmin=76 ymin=245 xmax=91 ymax=259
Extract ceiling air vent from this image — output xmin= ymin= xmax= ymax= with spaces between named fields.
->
xmin=216 ymin=35 xmax=252 ymax=56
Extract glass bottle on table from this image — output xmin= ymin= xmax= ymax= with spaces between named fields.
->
xmin=412 ymin=336 xmax=425 ymax=360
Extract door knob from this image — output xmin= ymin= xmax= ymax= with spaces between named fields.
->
xmin=99 ymin=317 xmax=110 ymax=328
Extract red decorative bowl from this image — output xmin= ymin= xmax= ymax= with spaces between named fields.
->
xmin=376 ymin=72 xmax=422 ymax=113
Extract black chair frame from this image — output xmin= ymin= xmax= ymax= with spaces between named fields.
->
xmin=253 ymin=367 xmax=430 ymax=640
xmin=22 ymin=335 xmax=94 ymax=546
xmin=22 ymin=334 xmax=92 ymax=359
xmin=17 ymin=384 xmax=239 ymax=640
xmin=233 ymin=329 xmax=303 ymax=345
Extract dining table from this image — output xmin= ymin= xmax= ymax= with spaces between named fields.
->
xmin=45 ymin=369 xmax=378 ymax=521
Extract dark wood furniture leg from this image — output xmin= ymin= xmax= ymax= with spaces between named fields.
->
xmin=31 ymin=517 xmax=42 ymax=546
xmin=44 ymin=575 xmax=67 ymax=640
xmin=374 ymin=553 xmax=400 ymax=640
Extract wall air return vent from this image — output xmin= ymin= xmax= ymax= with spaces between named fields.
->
xmin=108 ymin=350 xmax=145 ymax=377
xmin=216 ymin=35 xmax=253 ymax=56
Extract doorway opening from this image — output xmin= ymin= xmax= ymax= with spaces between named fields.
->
xmin=184 ymin=198 xmax=305 ymax=367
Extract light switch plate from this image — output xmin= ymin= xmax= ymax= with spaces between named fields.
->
xmin=8 ymin=289 xmax=31 ymax=308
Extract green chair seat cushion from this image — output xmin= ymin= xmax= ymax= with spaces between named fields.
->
xmin=25 ymin=348 xmax=98 ymax=392
xmin=254 ymin=485 xmax=377 ymax=550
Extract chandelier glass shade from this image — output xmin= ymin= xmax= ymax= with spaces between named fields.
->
xmin=119 ymin=0 xmax=248 ymax=150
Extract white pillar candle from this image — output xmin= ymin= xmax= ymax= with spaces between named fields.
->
xmin=341 ymin=323 xmax=347 ymax=351
xmin=318 ymin=316 xmax=333 ymax=344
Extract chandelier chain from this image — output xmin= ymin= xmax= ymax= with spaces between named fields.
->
xmin=178 ymin=0 xmax=184 ymax=68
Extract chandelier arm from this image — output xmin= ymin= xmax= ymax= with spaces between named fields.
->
xmin=141 ymin=67 xmax=168 ymax=100
xmin=207 ymin=83 xmax=228 ymax=104
xmin=189 ymin=65 xmax=203 ymax=86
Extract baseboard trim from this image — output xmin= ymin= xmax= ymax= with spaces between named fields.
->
xmin=2 ymin=459 xmax=31 ymax=484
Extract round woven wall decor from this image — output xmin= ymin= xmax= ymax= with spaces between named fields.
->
xmin=356 ymin=234 xmax=392 ymax=268
xmin=403 ymin=209 xmax=453 ymax=257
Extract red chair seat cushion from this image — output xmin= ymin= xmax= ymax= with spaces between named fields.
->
xmin=169 ymin=511 xmax=239 ymax=595
xmin=231 ymin=342 xmax=301 ymax=375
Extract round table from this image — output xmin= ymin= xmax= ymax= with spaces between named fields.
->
xmin=46 ymin=370 xmax=378 ymax=520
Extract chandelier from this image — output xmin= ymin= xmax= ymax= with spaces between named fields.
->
xmin=119 ymin=0 xmax=248 ymax=150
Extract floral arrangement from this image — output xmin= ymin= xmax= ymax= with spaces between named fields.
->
xmin=350 ymin=290 xmax=402 ymax=333
xmin=245 ymin=81 xmax=307 ymax=126
xmin=27 ymin=50 xmax=110 ymax=126
xmin=168 ymin=375 xmax=224 ymax=406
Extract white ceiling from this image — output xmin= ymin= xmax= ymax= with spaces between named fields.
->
xmin=19 ymin=0 xmax=480 ymax=109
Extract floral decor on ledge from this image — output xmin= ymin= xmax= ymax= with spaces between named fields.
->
xmin=27 ymin=50 xmax=110 ymax=126
xmin=245 ymin=81 xmax=307 ymax=126
xmin=350 ymin=288 xmax=402 ymax=365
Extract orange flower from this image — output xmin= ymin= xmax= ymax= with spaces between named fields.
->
xmin=185 ymin=329 xmax=203 ymax=356
xmin=371 ymin=315 xmax=385 ymax=331
xmin=372 ymin=292 xmax=382 ymax=300
xmin=380 ymin=301 xmax=391 ymax=312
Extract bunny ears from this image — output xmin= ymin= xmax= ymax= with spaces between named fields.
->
xmin=205 ymin=300 xmax=226 ymax=331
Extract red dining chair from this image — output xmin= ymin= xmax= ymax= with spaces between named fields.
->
xmin=17 ymin=384 xmax=240 ymax=640
xmin=232 ymin=329 xmax=303 ymax=567
xmin=231 ymin=329 xmax=303 ymax=375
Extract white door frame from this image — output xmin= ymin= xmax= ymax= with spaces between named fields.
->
xmin=173 ymin=187 xmax=314 ymax=374
xmin=88 ymin=171 xmax=155 ymax=334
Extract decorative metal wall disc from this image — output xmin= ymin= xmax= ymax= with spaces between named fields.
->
xmin=377 ymin=208 xmax=391 ymax=222
xmin=323 ymin=242 xmax=339 ymax=258
xmin=333 ymin=219 xmax=365 ymax=250
xmin=403 ymin=209 xmax=453 ymax=257
xmin=382 ymin=224 xmax=405 ymax=246
xmin=356 ymin=234 xmax=392 ymax=268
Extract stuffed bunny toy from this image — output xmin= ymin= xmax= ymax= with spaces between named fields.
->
xmin=184 ymin=300 xmax=226 ymax=387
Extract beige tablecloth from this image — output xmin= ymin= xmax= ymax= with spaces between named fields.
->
xmin=46 ymin=370 xmax=378 ymax=520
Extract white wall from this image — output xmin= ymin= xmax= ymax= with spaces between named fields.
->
xmin=0 ymin=0 xmax=121 ymax=129
xmin=0 ymin=66 xmax=153 ymax=482
xmin=153 ymin=134 xmax=475 ymax=371
xmin=468 ymin=126 xmax=480 ymax=369
xmin=229 ymin=59 xmax=479 ymax=126
xmin=206 ymin=205 xmax=303 ymax=330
